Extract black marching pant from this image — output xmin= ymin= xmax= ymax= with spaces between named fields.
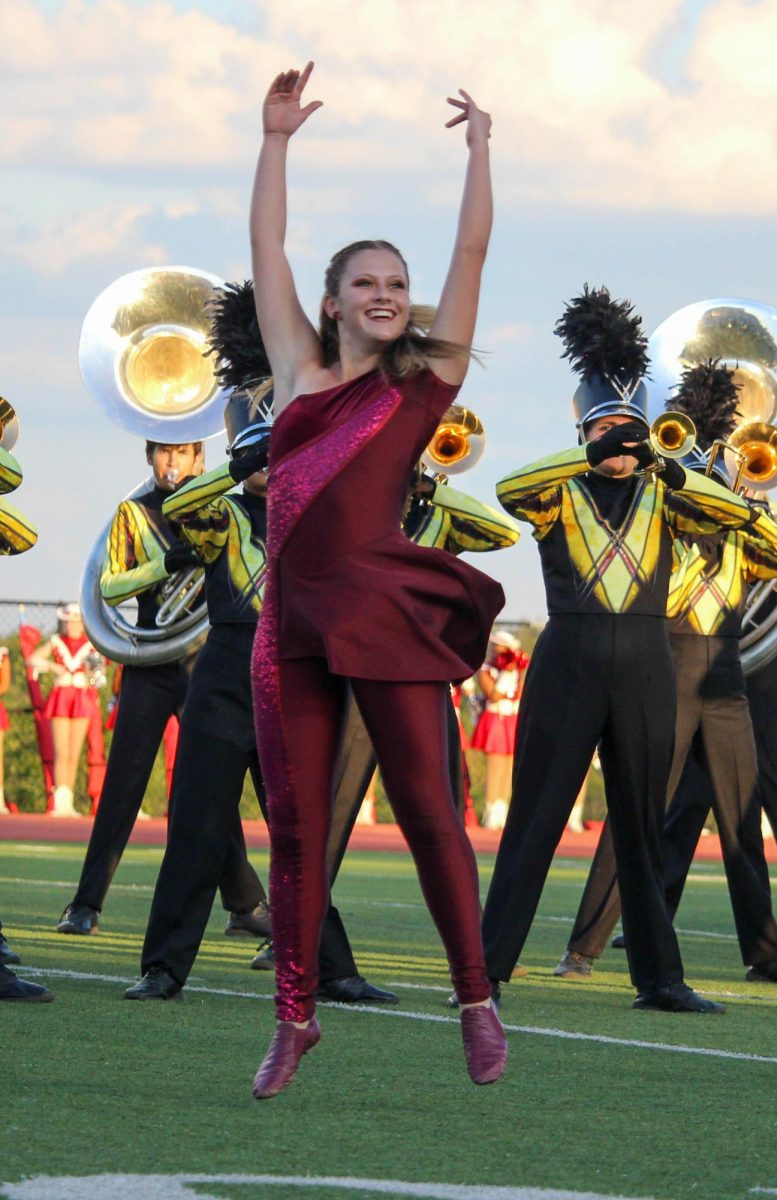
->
xmin=141 ymin=626 xmax=360 ymax=986
xmin=569 ymin=635 xmax=777 ymax=967
xmin=72 ymin=653 xmax=258 ymax=916
xmin=73 ymin=656 xmax=204 ymax=911
xmin=482 ymin=614 xmax=683 ymax=993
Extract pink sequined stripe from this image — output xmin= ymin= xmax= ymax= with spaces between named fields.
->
xmin=252 ymin=386 xmax=402 ymax=1022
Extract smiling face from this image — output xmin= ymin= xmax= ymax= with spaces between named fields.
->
xmin=324 ymin=248 xmax=410 ymax=349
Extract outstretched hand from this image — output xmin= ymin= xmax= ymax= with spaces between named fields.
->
xmin=445 ymin=89 xmax=491 ymax=144
xmin=263 ymin=62 xmax=323 ymax=137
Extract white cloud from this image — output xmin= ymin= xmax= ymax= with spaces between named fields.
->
xmin=2 ymin=0 xmax=777 ymax=217
xmin=3 ymin=203 xmax=167 ymax=275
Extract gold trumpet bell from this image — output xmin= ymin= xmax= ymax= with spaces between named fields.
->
xmin=649 ymin=411 xmax=697 ymax=459
xmin=725 ymin=421 xmax=777 ymax=491
xmin=421 ymin=405 xmax=485 ymax=475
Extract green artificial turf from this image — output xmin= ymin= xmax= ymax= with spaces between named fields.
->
xmin=2 ymin=841 xmax=777 ymax=1200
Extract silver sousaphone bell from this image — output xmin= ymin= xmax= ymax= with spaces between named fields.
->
xmin=648 ymin=298 xmax=777 ymax=675
xmin=78 ymin=266 xmax=229 ymax=665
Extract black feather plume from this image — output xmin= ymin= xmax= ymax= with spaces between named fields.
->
xmin=206 ymin=280 xmax=270 ymax=392
xmin=671 ymin=359 xmax=741 ymax=450
xmin=554 ymin=285 xmax=649 ymax=392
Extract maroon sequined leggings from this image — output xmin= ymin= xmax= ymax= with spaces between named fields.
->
xmin=258 ymin=657 xmax=491 ymax=1022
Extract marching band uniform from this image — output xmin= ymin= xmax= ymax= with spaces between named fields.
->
xmin=480 ymin=291 xmax=750 ymax=1010
xmin=58 ymin=476 xmax=261 ymax=934
xmin=562 ymin=514 xmax=777 ymax=979
xmin=129 ymin=440 xmax=394 ymax=1000
xmin=0 ymin=445 xmax=52 ymax=1001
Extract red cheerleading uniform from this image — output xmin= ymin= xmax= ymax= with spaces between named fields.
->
xmin=42 ymin=635 xmax=100 ymax=720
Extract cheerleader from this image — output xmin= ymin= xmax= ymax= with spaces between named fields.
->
xmin=29 ymin=603 xmax=100 ymax=817
xmin=470 ymin=631 xmax=527 ymax=830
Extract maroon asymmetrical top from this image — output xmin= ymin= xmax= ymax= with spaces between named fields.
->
xmin=264 ymin=367 xmax=505 ymax=682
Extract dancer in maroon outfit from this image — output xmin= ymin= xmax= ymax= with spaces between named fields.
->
xmin=249 ymin=62 xmax=507 ymax=1097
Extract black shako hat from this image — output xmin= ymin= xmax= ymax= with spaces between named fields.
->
xmin=555 ymin=285 xmax=650 ymax=432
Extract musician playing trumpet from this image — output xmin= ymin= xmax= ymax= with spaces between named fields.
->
xmin=481 ymin=287 xmax=753 ymax=1013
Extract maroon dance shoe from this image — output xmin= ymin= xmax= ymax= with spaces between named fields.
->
xmin=252 ymin=1016 xmax=321 ymax=1099
xmin=460 ymin=1002 xmax=508 ymax=1085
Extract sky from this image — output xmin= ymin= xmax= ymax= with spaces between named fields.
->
xmin=4 ymin=0 xmax=777 ymax=621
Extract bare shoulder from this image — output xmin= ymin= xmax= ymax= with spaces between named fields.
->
xmin=273 ymin=363 xmax=343 ymax=418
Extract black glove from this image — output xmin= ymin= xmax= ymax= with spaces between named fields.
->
xmin=163 ymin=542 xmax=200 ymax=573
xmin=655 ymin=459 xmax=686 ymax=490
xmin=228 ymin=424 xmax=272 ymax=482
xmin=585 ymin=421 xmax=649 ymax=468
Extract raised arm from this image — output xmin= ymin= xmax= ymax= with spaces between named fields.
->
xmin=249 ymin=63 xmax=324 ymax=408
xmin=428 ymin=90 xmax=493 ymax=386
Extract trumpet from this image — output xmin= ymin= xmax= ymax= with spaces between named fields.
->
xmin=706 ymin=420 xmax=777 ymax=493
xmin=421 ymin=405 xmax=485 ymax=476
xmin=635 ymin=412 xmax=697 ymax=479
xmin=649 ymin=411 xmax=697 ymax=460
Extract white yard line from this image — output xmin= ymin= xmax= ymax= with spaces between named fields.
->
xmin=17 ymin=966 xmax=777 ymax=1066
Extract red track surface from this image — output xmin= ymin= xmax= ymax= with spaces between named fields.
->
xmin=1 ymin=813 xmax=773 ymax=860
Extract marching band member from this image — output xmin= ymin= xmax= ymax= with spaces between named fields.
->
xmin=481 ymin=289 xmax=752 ymax=1013
xmin=557 ymin=362 xmax=777 ymax=984
xmin=249 ymin=63 xmax=507 ymax=1098
xmin=28 ymin=603 xmax=100 ymax=817
xmin=127 ymin=285 xmax=394 ymax=1003
xmin=57 ymin=440 xmax=269 ymax=941
xmin=0 ymin=439 xmax=53 ymax=1002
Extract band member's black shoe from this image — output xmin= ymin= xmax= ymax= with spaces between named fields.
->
xmin=250 ymin=939 xmax=275 ymax=970
xmin=0 ymin=963 xmax=53 ymax=1002
xmin=633 ymin=981 xmax=724 ymax=1014
xmin=57 ymin=904 xmax=99 ymax=935
xmin=746 ymin=960 xmax=777 ymax=983
xmin=125 ymin=966 xmax=182 ymax=1001
xmin=611 ymin=933 xmax=626 ymax=949
xmin=225 ymin=901 xmax=272 ymax=939
xmin=317 ymin=975 xmax=398 ymax=1004
xmin=0 ymin=933 xmax=21 ymax=965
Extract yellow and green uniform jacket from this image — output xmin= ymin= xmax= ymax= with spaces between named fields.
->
xmin=162 ymin=463 xmax=266 ymax=624
xmin=667 ymin=508 xmax=777 ymax=637
xmin=497 ymin=446 xmax=750 ymax=616
xmin=101 ymin=484 xmax=188 ymax=628
xmin=0 ymin=447 xmax=36 ymax=555
xmin=405 ymin=480 xmax=521 ymax=555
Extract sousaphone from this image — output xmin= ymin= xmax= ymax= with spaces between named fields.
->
xmin=648 ymin=298 xmax=777 ymax=675
xmin=78 ymin=266 xmax=228 ymax=665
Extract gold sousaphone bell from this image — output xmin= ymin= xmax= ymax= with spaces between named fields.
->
xmin=421 ymin=405 xmax=485 ymax=475
xmin=78 ymin=266 xmax=228 ymax=442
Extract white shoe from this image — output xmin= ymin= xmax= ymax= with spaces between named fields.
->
xmin=50 ymin=785 xmax=80 ymax=817
xmin=482 ymin=800 xmax=508 ymax=831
